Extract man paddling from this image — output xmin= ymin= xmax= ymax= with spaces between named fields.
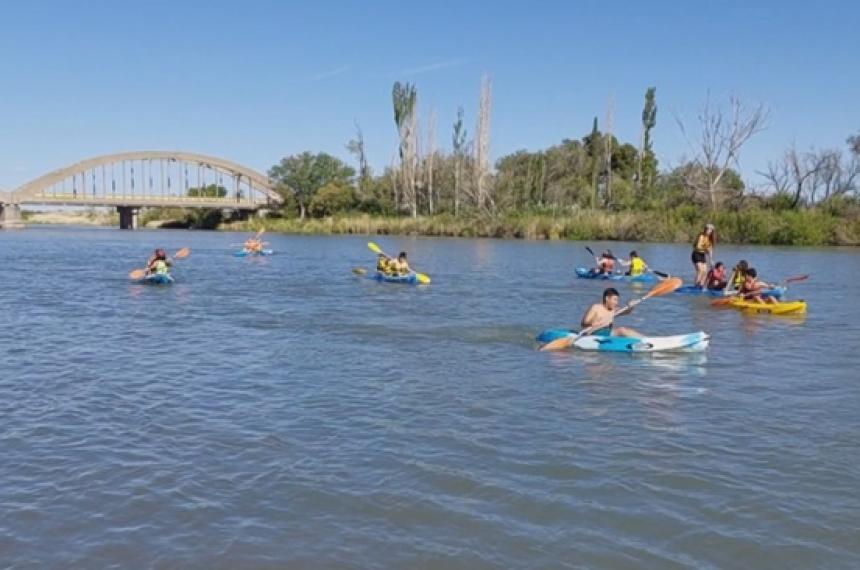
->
xmin=580 ymin=287 xmax=643 ymax=339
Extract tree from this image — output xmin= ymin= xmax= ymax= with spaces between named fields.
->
xmin=425 ymin=109 xmax=436 ymax=215
xmin=452 ymin=106 xmax=468 ymax=217
xmin=586 ymin=117 xmax=601 ymax=208
xmin=637 ymin=87 xmax=658 ymax=193
xmin=392 ymin=81 xmax=419 ymax=217
xmin=848 ymin=132 xmax=860 ymax=156
xmin=473 ymin=74 xmax=493 ymax=212
xmin=604 ymin=97 xmax=615 ymax=204
xmin=760 ymin=146 xmax=824 ymax=208
xmin=269 ymin=152 xmax=355 ymax=219
xmin=308 ymin=181 xmax=357 ymax=217
xmin=677 ymin=95 xmax=769 ymax=211
xmin=346 ymin=121 xmax=371 ymax=201
xmin=187 ymin=184 xmax=227 ymax=198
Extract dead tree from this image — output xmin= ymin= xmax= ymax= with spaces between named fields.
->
xmin=473 ymin=74 xmax=493 ymax=212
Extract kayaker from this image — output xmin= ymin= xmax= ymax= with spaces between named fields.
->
xmin=729 ymin=260 xmax=749 ymax=291
xmin=580 ymin=287 xmax=643 ymax=339
xmin=243 ymin=238 xmax=263 ymax=254
xmin=391 ymin=252 xmax=411 ymax=276
xmin=691 ymin=223 xmax=716 ymax=288
xmin=621 ymin=250 xmax=649 ymax=277
xmin=376 ymin=253 xmax=392 ymax=274
xmin=738 ymin=268 xmax=778 ymax=304
xmin=591 ymin=250 xmax=616 ymax=276
xmin=706 ymin=261 xmax=728 ymax=291
xmin=145 ymin=249 xmax=172 ymax=276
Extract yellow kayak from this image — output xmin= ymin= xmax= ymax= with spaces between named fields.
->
xmin=728 ymin=298 xmax=807 ymax=315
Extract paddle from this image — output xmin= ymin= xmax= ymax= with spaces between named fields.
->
xmin=540 ymin=277 xmax=683 ymax=351
xmin=367 ymin=242 xmax=431 ymax=284
xmin=128 ymin=247 xmax=190 ymax=280
xmin=353 ymin=268 xmax=367 ymax=275
xmin=710 ymin=274 xmax=809 ymax=306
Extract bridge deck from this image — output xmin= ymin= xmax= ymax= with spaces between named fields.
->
xmin=20 ymin=194 xmax=271 ymax=210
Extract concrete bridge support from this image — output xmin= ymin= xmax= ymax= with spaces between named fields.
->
xmin=117 ymin=206 xmax=139 ymax=230
xmin=0 ymin=203 xmax=24 ymax=229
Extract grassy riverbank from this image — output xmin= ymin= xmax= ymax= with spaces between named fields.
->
xmin=224 ymin=207 xmax=860 ymax=246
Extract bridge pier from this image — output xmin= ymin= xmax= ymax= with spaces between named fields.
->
xmin=0 ymin=203 xmax=24 ymax=229
xmin=117 ymin=206 xmax=139 ymax=230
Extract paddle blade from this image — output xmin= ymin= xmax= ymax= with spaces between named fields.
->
xmin=540 ymin=335 xmax=574 ymax=352
xmin=642 ymin=277 xmax=683 ymax=299
xmin=128 ymin=269 xmax=146 ymax=280
xmin=585 ymin=246 xmax=595 ymax=257
xmin=367 ymin=242 xmax=383 ymax=255
xmin=254 ymin=228 xmax=266 ymax=239
xmin=711 ymin=297 xmax=736 ymax=307
xmin=174 ymin=247 xmax=190 ymax=259
xmin=416 ymin=273 xmax=431 ymax=284
xmin=785 ymin=274 xmax=809 ymax=284
xmin=352 ymin=267 xmax=367 ymax=275
xmin=653 ymin=270 xmax=670 ymax=278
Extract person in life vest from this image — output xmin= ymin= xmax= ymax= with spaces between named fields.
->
xmin=580 ymin=287 xmax=643 ymax=339
xmin=621 ymin=250 xmax=649 ymax=276
xmin=729 ymin=260 xmax=749 ymax=291
xmin=243 ymin=237 xmax=264 ymax=254
xmin=691 ymin=223 xmax=716 ymax=288
xmin=591 ymin=250 xmax=616 ymax=276
xmin=376 ymin=253 xmax=392 ymax=274
xmin=706 ymin=261 xmax=728 ymax=291
xmin=738 ymin=268 xmax=778 ymax=304
xmin=145 ymin=248 xmax=173 ymax=276
xmin=390 ymin=252 xmax=411 ymax=276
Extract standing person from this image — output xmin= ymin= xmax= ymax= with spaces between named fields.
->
xmin=579 ymin=287 xmax=643 ymax=339
xmin=691 ymin=223 xmax=716 ymax=288
xmin=705 ymin=262 xmax=728 ymax=291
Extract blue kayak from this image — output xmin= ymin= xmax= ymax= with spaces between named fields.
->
xmin=537 ymin=328 xmax=710 ymax=353
xmin=675 ymin=285 xmax=786 ymax=299
xmin=141 ymin=273 xmax=174 ymax=285
xmin=234 ymin=249 xmax=274 ymax=257
xmin=575 ymin=267 xmax=658 ymax=283
xmin=371 ymin=272 xmax=419 ymax=284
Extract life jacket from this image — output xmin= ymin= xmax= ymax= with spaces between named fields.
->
xmin=629 ymin=257 xmax=645 ymax=276
xmin=730 ymin=269 xmax=745 ymax=289
xmin=694 ymin=233 xmax=712 ymax=253
xmin=153 ymin=260 xmax=169 ymax=275
xmin=376 ymin=258 xmax=388 ymax=272
xmin=393 ymin=260 xmax=410 ymax=275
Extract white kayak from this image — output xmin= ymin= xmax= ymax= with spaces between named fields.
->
xmin=537 ymin=329 xmax=710 ymax=353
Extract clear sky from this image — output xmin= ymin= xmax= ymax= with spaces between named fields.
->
xmin=0 ymin=0 xmax=857 ymax=191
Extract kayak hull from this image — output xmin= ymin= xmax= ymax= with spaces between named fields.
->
xmin=372 ymin=272 xmax=419 ymax=284
xmin=574 ymin=267 xmax=657 ymax=283
xmin=536 ymin=329 xmax=710 ymax=353
xmin=727 ymin=299 xmax=807 ymax=315
xmin=141 ymin=274 xmax=174 ymax=285
xmin=676 ymin=285 xmax=786 ymax=299
xmin=234 ymin=249 xmax=274 ymax=257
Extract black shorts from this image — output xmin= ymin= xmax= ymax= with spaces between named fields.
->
xmin=691 ymin=251 xmax=707 ymax=264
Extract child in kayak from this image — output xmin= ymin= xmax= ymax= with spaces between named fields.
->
xmin=620 ymin=250 xmax=649 ymax=277
xmin=738 ymin=268 xmax=777 ymax=304
xmin=580 ymin=287 xmax=643 ymax=339
xmin=390 ymin=252 xmax=411 ymax=276
xmin=590 ymin=250 xmax=616 ymax=276
xmin=145 ymin=249 xmax=173 ymax=276
xmin=691 ymin=223 xmax=716 ymax=288
xmin=729 ymin=260 xmax=749 ymax=291
xmin=706 ymin=262 xmax=728 ymax=291
xmin=376 ymin=253 xmax=392 ymax=274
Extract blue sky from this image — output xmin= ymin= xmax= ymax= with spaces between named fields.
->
xmin=0 ymin=0 xmax=857 ymax=190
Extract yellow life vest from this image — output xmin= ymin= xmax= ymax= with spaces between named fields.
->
xmin=153 ymin=260 xmax=169 ymax=275
xmin=694 ymin=233 xmax=712 ymax=253
xmin=630 ymin=257 xmax=645 ymax=276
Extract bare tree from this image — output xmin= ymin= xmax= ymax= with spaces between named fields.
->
xmin=677 ymin=95 xmax=769 ymax=211
xmin=604 ymin=96 xmax=615 ymax=205
xmin=425 ymin=109 xmax=436 ymax=215
xmin=473 ymin=74 xmax=493 ymax=212
xmin=452 ymin=107 xmax=467 ymax=217
xmin=393 ymin=82 xmax=419 ymax=217
xmin=760 ymin=146 xmax=823 ymax=208
xmin=346 ymin=120 xmax=370 ymax=201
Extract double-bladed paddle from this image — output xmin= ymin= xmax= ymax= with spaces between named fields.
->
xmin=128 ymin=247 xmax=190 ymax=280
xmin=367 ymin=242 xmax=431 ymax=284
xmin=540 ymin=277 xmax=683 ymax=351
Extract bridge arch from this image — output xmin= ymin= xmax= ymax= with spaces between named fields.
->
xmin=10 ymin=150 xmax=285 ymax=208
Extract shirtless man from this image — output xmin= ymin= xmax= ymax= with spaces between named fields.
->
xmin=580 ymin=287 xmax=643 ymax=339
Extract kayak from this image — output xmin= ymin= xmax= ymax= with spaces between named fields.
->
xmin=675 ymin=285 xmax=786 ymax=299
xmin=234 ymin=249 xmax=274 ymax=257
xmin=726 ymin=298 xmax=807 ymax=315
xmin=574 ymin=267 xmax=658 ymax=283
xmin=536 ymin=328 xmax=710 ymax=353
xmin=372 ymin=272 xmax=419 ymax=284
xmin=141 ymin=273 xmax=174 ymax=285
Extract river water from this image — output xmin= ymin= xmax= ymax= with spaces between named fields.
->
xmin=1 ymin=226 xmax=858 ymax=569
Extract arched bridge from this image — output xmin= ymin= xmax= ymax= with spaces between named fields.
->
xmin=0 ymin=151 xmax=284 ymax=229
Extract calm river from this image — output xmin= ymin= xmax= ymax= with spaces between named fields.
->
xmin=1 ymin=226 xmax=859 ymax=568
